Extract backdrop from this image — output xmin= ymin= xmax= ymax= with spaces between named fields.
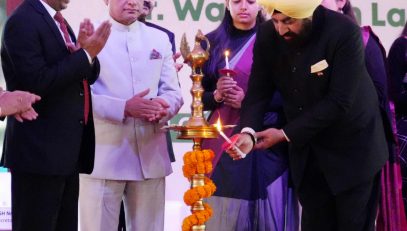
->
xmin=63 ymin=0 xmax=407 ymax=123
xmin=0 ymin=0 xmax=406 ymax=230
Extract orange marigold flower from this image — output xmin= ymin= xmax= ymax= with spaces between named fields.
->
xmin=196 ymin=186 xmax=206 ymax=197
xmin=196 ymin=162 xmax=205 ymax=174
xmin=196 ymin=214 xmax=205 ymax=224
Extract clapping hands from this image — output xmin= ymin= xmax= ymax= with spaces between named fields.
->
xmin=77 ymin=19 xmax=111 ymax=59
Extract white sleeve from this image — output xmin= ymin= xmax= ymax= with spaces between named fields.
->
xmin=156 ymin=39 xmax=183 ymax=123
xmin=91 ymin=93 xmax=127 ymax=123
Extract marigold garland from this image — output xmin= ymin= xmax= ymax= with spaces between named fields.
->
xmin=182 ymin=203 xmax=213 ymax=231
xmin=181 ymin=149 xmax=216 ymax=230
xmin=182 ymin=149 xmax=215 ymax=178
xmin=183 ymin=177 xmax=216 ymax=205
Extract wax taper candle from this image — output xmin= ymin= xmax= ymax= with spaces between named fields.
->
xmin=215 ymin=118 xmax=246 ymax=158
xmin=224 ymin=50 xmax=230 ymax=69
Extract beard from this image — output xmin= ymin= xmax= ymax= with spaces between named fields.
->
xmin=281 ymin=19 xmax=313 ymax=48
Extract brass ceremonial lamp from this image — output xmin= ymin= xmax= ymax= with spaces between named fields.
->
xmin=174 ymin=30 xmax=218 ymax=143
xmin=165 ymin=30 xmax=245 ymax=230
xmin=166 ymin=30 xmax=217 ymax=231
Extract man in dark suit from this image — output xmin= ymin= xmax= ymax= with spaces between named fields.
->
xmin=228 ymin=0 xmax=388 ymax=230
xmin=0 ymin=0 xmax=111 ymax=230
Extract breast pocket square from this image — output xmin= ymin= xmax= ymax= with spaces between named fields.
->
xmin=150 ymin=49 xmax=162 ymax=60
xmin=310 ymin=59 xmax=329 ymax=76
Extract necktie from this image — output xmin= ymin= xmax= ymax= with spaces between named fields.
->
xmin=54 ymin=12 xmax=90 ymax=125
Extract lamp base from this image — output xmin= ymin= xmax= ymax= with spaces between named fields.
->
xmin=168 ymin=125 xmax=218 ymax=139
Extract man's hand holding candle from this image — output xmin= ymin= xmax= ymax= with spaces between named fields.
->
xmin=225 ymin=133 xmax=253 ymax=160
xmin=216 ymin=118 xmax=246 ymax=159
xmin=226 ymin=128 xmax=288 ymax=160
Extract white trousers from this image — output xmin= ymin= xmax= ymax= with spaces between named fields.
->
xmin=79 ymin=176 xmax=165 ymax=231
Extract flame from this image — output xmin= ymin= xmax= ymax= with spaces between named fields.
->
xmin=215 ymin=117 xmax=222 ymax=131
xmin=224 ymin=50 xmax=230 ymax=58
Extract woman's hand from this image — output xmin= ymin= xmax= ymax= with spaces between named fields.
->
xmin=215 ymin=76 xmax=237 ymax=102
xmin=224 ymin=85 xmax=245 ymax=109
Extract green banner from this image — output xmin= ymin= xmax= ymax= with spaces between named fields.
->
xmin=152 ymin=0 xmax=406 ymax=28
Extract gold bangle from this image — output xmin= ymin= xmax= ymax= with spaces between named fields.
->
xmin=213 ymin=90 xmax=224 ymax=103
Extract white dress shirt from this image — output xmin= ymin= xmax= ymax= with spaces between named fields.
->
xmin=39 ymin=0 xmax=93 ymax=63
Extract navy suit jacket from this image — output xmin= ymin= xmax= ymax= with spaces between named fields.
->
xmin=0 ymin=0 xmax=99 ymax=175
xmin=240 ymin=6 xmax=388 ymax=193
xmin=143 ymin=21 xmax=176 ymax=54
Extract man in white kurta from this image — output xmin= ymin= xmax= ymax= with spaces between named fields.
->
xmin=78 ymin=0 xmax=183 ymax=230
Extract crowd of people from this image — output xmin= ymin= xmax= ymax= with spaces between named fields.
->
xmin=0 ymin=0 xmax=406 ymax=230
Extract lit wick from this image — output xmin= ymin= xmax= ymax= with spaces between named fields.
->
xmin=224 ymin=50 xmax=230 ymax=69
xmin=215 ymin=118 xmax=246 ymax=158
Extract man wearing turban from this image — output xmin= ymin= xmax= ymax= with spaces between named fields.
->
xmin=227 ymin=0 xmax=388 ymax=230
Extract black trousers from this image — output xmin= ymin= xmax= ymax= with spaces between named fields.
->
xmin=11 ymin=170 xmax=79 ymax=231
xmin=298 ymin=155 xmax=380 ymax=231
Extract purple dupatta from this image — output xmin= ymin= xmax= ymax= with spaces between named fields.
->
xmin=202 ymin=35 xmax=256 ymax=169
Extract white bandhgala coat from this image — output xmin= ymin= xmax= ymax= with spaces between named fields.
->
xmin=79 ymin=18 xmax=183 ymax=231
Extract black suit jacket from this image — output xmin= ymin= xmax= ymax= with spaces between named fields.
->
xmin=0 ymin=0 xmax=98 ymax=175
xmin=240 ymin=6 xmax=388 ymax=193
